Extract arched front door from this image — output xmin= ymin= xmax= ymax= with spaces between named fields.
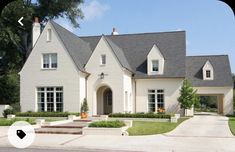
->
xmin=96 ymin=86 xmax=113 ymax=115
xmin=103 ymin=88 xmax=112 ymax=114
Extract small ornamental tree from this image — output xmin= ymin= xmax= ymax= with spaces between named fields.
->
xmin=178 ymin=80 xmax=199 ymax=113
xmin=81 ymin=98 xmax=89 ymax=113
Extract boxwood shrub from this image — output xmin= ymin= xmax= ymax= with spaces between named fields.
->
xmin=16 ymin=112 xmax=80 ymax=117
xmin=89 ymin=120 xmax=125 ymax=128
xmin=108 ymin=113 xmax=171 ymax=119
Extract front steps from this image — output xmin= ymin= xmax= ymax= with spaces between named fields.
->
xmin=35 ymin=120 xmax=91 ymax=134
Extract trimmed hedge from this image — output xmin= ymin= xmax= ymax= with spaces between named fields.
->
xmin=108 ymin=113 xmax=171 ymax=119
xmin=89 ymin=120 xmax=125 ymax=128
xmin=16 ymin=112 xmax=80 ymax=117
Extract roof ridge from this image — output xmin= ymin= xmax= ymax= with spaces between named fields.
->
xmin=187 ymin=54 xmax=228 ymax=57
xmin=79 ymin=30 xmax=186 ymax=38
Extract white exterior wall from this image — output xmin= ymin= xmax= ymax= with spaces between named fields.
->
xmin=79 ymin=73 xmax=86 ymax=104
xmin=136 ymin=79 xmax=184 ymax=113
xmin=20 ymin=22 xmax=83 ymax=112
xmin=123 ymin=71 xmax=133 ymax=113
xmin=195 ymin=87 xmax=233 ymax=115
xmin=85 ymin=37 xmax=126 ymax=115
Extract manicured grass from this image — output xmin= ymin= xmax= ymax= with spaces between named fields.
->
xmin=229 ymin=117 xmax=235 ymax=135
xmin=127 ymin=117 xmax=189 ymax=136
xmin=0 ymin=118 xmax=36 ymax=126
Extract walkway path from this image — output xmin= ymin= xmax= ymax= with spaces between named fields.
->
xmin=0 ymin=115 xmax=234 ymax=152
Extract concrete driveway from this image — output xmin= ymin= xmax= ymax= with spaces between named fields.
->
xmin=166 ymin=114 xmax=234 ymax=138
xmin=0 ymin=115 xmax=235 ymax=152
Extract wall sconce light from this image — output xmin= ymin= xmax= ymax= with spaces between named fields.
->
xmin=100 ymin=72 xmax=104 ymax=79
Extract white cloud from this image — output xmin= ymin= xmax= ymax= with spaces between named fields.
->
xmin=81 ymin=0 xmax=110 ymax=21
xmin=176 ymin=28 xmax=183 ymax=31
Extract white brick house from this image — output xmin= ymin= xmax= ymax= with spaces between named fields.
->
xmin=19 ymin=20 xmax=234 ymax=115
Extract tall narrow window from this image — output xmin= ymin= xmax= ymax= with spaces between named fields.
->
xmin=37 ymin=88 xmax=45 ymax=112
xmin=101 ymin=54 xmax=106 ymax=65
xmin=47 ymin=29 xmax=52 ymax=41
xmin=157 ymin=90 xmax=164 ymax=109
xmin=43 ymin=54 xmax=50 ymax=68
xmin=152 ymin=60 xmax=159 ymax=72
xmin=206 ymin=70 xmax=211 ymax=78
xmin=42 ymin=53 xmax=57 ymax=69
xmin=148 ymin=90 xmax=155 ymax=112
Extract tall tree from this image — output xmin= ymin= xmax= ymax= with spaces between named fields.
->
xmin=178 ymin=79 xmax=199 ymax=112
xmin=0 ymin=0 xmax=84 ymax=104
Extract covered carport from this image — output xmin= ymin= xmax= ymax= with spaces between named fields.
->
xmin=194 ymin=87 xmax=233 ymax=115
xmin=186 ymin=55 xmax=234 ymax=115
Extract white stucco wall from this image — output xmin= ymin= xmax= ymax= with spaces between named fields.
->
xmin=20 ymin=22 xmax=83 ymax=112
xmin=85 ymin=37 xmax=129 ymax=115
xmin=135 ymin=78 xmax=184 ymax=113
xmin=123 ymin=71 xmax=133 ymax=113
xmin=195 ymin=87 xmax=233 ymax=115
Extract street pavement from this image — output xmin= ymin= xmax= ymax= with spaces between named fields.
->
xmin=0 ymin=115 xmax=235 ymax=152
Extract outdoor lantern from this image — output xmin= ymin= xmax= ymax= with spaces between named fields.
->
xmin=100 ymin=72 xmax=104 ymax=79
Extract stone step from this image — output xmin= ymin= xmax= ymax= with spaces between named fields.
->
xmin=42 ymin=122 xmax=88 ymax=128
xmin=35 ymin=127 xmax=82 ymax=135
xmin=74 ymin=119 xmax=92 ymax=122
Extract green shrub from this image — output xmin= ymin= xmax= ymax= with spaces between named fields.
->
xmin=108 ymin=113 xmax=171 ymax=119
xmin=16 ymin=112 xmax=80 ymax=117
xmin=10 ymin=102 xmax=21 ymax=112
xmin=3 ymin=108 xmax=16 ymax=118
xmin=89 ymin=120 xmax=125 ymax=128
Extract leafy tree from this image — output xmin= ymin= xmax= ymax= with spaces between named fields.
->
xmin=0 ymin=0 xmax=84 ymax=105
xmin=178 ymin=79 xmax=199 ymax=110
xmin=0 ymin=70 xmax=19 ymax=104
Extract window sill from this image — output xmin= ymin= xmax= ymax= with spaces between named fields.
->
xmin=41 ymin=68 xmax=57 ymax=71
xmin=100 ymin=64 xmax=106 ymax=67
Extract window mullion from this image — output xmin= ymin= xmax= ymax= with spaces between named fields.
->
xmin=45 ymin=88 xmax=47 ymax=112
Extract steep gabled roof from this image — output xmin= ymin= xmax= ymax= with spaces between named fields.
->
xmin=104 ymin=36 xmax=132 ymax=72
xmin=81 ymin=31 xmax=186 ymax=78
xmin=186 ymin=55 xmax=233 ymax=87
xmin=50 ymin=21 xmax=92 ymax=72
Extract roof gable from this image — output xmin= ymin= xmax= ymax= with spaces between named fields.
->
xmin=50 ymin=21 xmax=92 ymax=72
xmin=186 ymin=55 xmax=233 ymax=87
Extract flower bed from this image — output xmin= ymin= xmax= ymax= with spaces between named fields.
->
xmin=16 ymin=112 xmax=80 ymax=117
xmin=108 ymin=113 xmax=171 ymax=119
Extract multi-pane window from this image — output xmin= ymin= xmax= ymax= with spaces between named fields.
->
xmin=148 ymin=89 xmax=164 ymax=112
xmin=148 ymin=90 xmax=155 ymax=112
xmin=42 ymin=53 xmax=57 ymax=69
xmin=152 ymin=60 xmax=159 ymax=72
xmin=37 ymin=87 xmax=63 ymax=112
xmin=206 ymin=70 xmax=211 ymax=78
xmin=101 ymin=54 xmax=106 ymax=65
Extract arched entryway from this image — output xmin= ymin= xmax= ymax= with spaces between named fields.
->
xmin=96 ymin=86 xmax=113 ymax=115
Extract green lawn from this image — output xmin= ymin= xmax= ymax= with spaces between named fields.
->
xmin=127 ymin=117 xmax=189 ymax=136
xmin=229 ymin=117 xmax=235 ymax=135
xmin=0 ymin=118 xmax=36 ymax=126
xmin=0 ymin=117 xmax=66 ymax=126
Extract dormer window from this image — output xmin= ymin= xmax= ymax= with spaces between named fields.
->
xmin=101 ymin=54 xmax=106 ymax=65
xmin=206 ymin=70 xmax=211 ymax=78
xmin=47 ymin=29 xmax=52 ymax=41
xmin=152 ymin=60 xmax=159 ymax=72
xmin=203 ymin=61 xmax=214 ymax=80
xmin=147 ymin=44 xmax=164 ymax=75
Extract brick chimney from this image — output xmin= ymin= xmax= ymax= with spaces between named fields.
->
xmin=32 ymin=16 xmax=41 ymax=47
xmin=111 ymin=27 xmax=119 ymax=35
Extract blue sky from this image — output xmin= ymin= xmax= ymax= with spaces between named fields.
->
xmin=55 ymin=0 xmax=235 ymax=73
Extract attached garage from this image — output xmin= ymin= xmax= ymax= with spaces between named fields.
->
xmin=186 ymin=55 xmax=234 ymax=115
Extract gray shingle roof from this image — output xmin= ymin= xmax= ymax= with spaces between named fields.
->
xmin=186 ymin=55 xmax=233 ymax=87
xmin=80 ymin=31 xmax=186 ymax=78
xmin=50 ymin=21 xmax=92 ymax=72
